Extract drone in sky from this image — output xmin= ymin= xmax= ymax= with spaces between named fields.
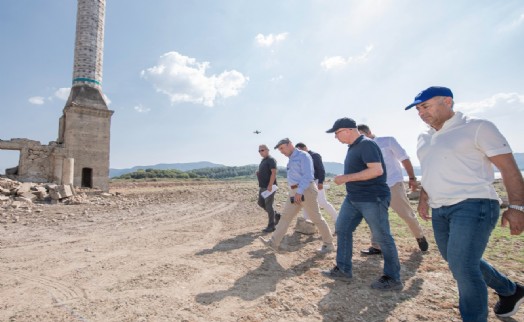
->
xmin=253 ymin=130 xmax=261 ymax=134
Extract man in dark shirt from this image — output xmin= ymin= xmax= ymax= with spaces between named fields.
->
xmin=321 ymin=117 xmax=402 ymax=291
xmin=295 ymin=143 xmax=338 ymax=226
xmin=256 ymin=144 xmax=279 ymax=232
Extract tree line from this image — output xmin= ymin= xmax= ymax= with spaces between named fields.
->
xmin=114 ymin=165 xmax=288 ymax=180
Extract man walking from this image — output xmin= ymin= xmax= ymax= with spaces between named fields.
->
xmin=321 ymin=118 xmax=402 ymax=290
xmin=406 ymin=86 xmax=524 ymax=320
xmin=295 ymin=142 xmax=338 ymax=226
xmin=259 ymin=138 xmax=334 ymax=254
xmin=356 ymin=124 xmax=428 ymax=254
xmin=256 ymin=144 xmax=279 ymax=233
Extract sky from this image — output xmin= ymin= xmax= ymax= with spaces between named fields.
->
xmin=1 ymin=0 xmax=523 ymax=174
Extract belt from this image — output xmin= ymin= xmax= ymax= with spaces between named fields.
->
xmin=290 ymin=184 xmax=298 ymax=189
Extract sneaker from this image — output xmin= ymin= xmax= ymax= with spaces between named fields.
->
xmin=259 ymin=236 xmax=280 ymax=253
xmin=494 ymin=283 xmax=524 ymax=317
xmin=262 ymin=226 xmax=275 ymax=233
xmin=321 ymin=266 xmax=352 ymax=281
xmin=275 ymin=213 xmax=281 ymax=225
xmin=360 ymin=247 xmax=382 ymax=255
xmin=318 ymin=243 xmax=335 ymax=254
xmin=416 ymin=236 xmax=429 ymax=251
xmin=371 ymin=275 xmax=403 ymax=291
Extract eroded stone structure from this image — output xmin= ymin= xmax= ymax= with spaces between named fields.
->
xmin=0 ymin=0 xmax=113 ymax=191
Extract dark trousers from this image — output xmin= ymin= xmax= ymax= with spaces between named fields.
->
xmin=258 ymin=187 xmax=276 ymax=228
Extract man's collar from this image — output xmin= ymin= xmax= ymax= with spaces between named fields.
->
xmin=349 ymin=134 xmax=365 ymax=147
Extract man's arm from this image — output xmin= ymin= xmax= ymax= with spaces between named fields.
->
xmin=312 ymin=153 xmax=326 ymax=188
xmin=417 ymin=187 xmax=431 ymax=221
xmin=267 ymin=168 xmax=277 ymax=192
xmin=400 ymin=159 xmax=418 ymax=191
xmin=489 ymin=153 xmax=524 ymax=235
xmin=334 ymin=162 xmax=383 ymax=185
xmin=295 ymin=153 xmax=315 ymax=205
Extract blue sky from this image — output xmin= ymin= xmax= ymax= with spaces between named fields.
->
xmin=1 ymin=1 xmax=523 ymax=174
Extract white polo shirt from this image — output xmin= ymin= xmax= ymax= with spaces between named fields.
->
xmin=417 ymin=112 xmax=512 ymax=208
xmin=374 ymin=136 xmax=410 ymax=187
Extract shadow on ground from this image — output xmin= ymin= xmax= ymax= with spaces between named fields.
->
xmin=318 ymin=251 xmax=424 ymax=322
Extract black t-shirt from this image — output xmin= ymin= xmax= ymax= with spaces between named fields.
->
xmin=258 ymin=156 xmax=277 ymax=188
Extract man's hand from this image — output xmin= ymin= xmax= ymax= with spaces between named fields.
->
xmin=317 ymin=183 xmax=323 ymax=190
xmin=417 ymin=202 xmax=431 ymax=221
xmin=408 ymin=179 xmax=419 ymax=192
xmin=334 ymin=175 xmax=347 ymax=185
xmin=501 ymin=209 xmax=524 ymax=235
xmin=267 ymin=185 xmax=272 ymax=192
xmin=294 ymin=193 xmax=303 ymax=205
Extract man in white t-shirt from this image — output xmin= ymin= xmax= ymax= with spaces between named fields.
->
xmin=405 ymin=86 xmax=524 ymax=321
xmin=357 ymin=124 xmax=428 ymax=254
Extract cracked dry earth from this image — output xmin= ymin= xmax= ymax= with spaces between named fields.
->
xmin=0 ymin=180 xmax=523 ymax=322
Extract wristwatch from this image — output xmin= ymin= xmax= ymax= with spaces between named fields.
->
xmin=508 ymin=204 xmax=524 ymax=212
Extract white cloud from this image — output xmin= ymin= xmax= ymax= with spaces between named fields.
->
xmin=28 ymin=96 xmax=45 ymax=105
xmin=255 ymin=32 xmax=289 ymax=47
xmin=321 ymin=45 xmax=374 ymax=70
xmin=54 ymin=88 xmax=71 ymax=101
xmin=141 ymin=51 xmax=248 ymax=107
xmin=134 ymin=104 xmax=151 ymax=113
xmin=456 ymin=92 xmax=524 ymax=116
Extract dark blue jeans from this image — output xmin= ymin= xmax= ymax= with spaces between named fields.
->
xmin=336 ymin=195 xmax=401 ymax=281
xmin=432 ymin=198 xmax=516 ymax=322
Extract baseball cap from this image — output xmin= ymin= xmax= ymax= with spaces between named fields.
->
xmin=405 ymin=86 xmax=453 ymax=110
xmin=326 ymin=117 xmax=357 ymax=133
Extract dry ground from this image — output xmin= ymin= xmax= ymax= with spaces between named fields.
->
xmin=0 ymin=179 xmax=523 ymax=322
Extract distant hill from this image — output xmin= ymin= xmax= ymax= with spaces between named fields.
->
xmin=109 ymin=161 xmax=225 ymax=178
xmin=324 ymin=162 xmax=344 ymax=176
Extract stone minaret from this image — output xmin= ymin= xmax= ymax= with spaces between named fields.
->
xmin=58 ymin=0 xmax=114 ymax=191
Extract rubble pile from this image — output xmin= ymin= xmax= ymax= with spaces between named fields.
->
xmin=0 ymin=177 xmax=90 ymax=208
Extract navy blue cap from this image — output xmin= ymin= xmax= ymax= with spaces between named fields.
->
xmin=405 ymin=86 xmax=453 ymax=110
xmin=326 ymin=117 xmax=357 ymax=133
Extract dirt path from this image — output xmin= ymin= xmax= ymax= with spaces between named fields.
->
xmin=0 ymin=180 xmax=522 ymax=321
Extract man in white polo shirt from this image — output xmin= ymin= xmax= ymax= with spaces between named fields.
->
xmin=405 ymin=86 xmax=524 ymax=321
xmin=357 ymin=124 xmax=428 ymax=254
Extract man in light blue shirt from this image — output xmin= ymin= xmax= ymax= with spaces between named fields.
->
xmin=259 ymin=138 xmax=334 ymax=254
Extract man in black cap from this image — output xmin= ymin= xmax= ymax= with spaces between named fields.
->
xmin=405 ymin=86 xmax=524 ymax=320
xmin=321 ymin=118 xmax=402 ymax=291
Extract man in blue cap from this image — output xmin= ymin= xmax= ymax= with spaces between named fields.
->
xmin=321 ymin=117 xmax=403 ymax=291
xmin=406 ymin=86 xmax=524 ymax=320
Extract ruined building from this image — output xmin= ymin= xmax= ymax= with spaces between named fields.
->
xmin=0 ymin=0 xmax=113 ymax=191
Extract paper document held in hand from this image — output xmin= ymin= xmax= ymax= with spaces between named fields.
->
xmin=261 ymin=185 xmax=278 ymax=199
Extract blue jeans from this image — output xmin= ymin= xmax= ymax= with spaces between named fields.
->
xmin=336 ymin=195 xmax=400 ymax=281
xmin=432 ymin=199 xmax=517 ymax=322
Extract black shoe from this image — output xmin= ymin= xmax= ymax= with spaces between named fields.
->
xmin=494 ymin=283 xmax=524 ymax=317
xmin=275 ymin=213 xmax=281 ymax=225
xmin=321 ymin=266 xmax=352 ymax=281
xmin=416 ymin=236 xmax=429 ymax=252
xmin=360 ymin=247 xmax=382 ymax=255
xmin=262 ymin=226 xmax=275 ymax=233
xmin=370 ymin=275 xmax=403 ymax=291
